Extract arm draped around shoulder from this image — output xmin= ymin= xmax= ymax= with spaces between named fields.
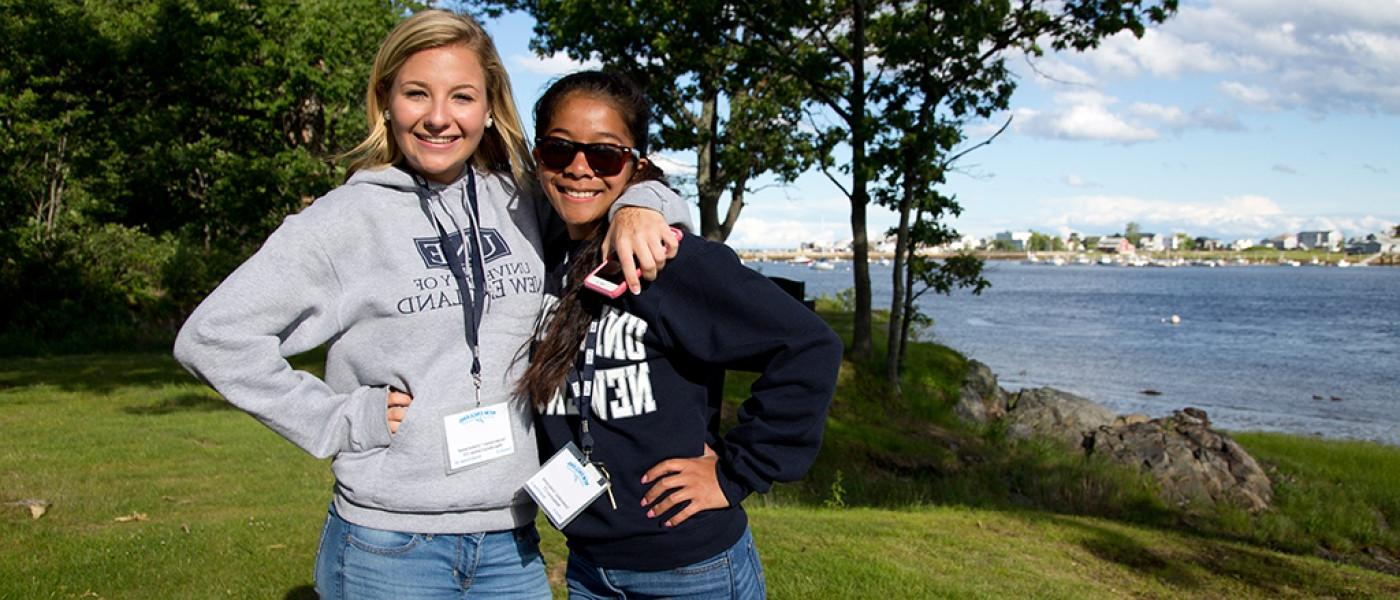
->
xmin=172 ymin=212 xmax=392 ymax=459
xmin=652 ymin=242 xmax=842 ymax=505
xmin=609 ymin=180 xmax=695 ymax=232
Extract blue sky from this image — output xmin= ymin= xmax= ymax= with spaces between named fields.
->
xmin=480 ymin=1 xmax=1399 ymax=249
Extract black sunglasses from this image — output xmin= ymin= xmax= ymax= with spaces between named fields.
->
xmin=535 ymin=136 xmax=640 ymax=177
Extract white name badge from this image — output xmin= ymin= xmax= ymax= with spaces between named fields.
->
xmin=524 ymin=442 xmax=609 ymax=530
xmin=442 ymin=405 xmax=515 ymax=473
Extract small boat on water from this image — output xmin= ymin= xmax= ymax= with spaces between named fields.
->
xmin=788 ymin=255 xmax=813 ymax=265
xmin=809 ymin=260 xmax=835 ymax=271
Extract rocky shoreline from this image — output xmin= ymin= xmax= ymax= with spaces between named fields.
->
xmin=957 ymin=360 xmax=1274 ymax=512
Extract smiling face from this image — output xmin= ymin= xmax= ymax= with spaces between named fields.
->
xmin=386 ymin=44 xmax=489 ymax=184
xmin=535 ymin=93 xmax=648 ymax=239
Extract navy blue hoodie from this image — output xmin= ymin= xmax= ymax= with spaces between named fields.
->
xmin=534 ymin=233 xmax=842 ymax=571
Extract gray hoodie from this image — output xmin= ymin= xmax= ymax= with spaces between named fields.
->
xmin=174 ymin=165 xmax=690 ymax=534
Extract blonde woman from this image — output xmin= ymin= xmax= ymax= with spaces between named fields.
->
xmin=174 ymin=11 xmax=689 ymax=599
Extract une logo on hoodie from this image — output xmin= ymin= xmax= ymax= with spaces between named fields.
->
xmin=415 ymin=229 xmax=511 ymax=269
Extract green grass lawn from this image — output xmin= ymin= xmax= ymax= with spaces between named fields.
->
xmin=3 ymin=351 xmax=1398 ymax=599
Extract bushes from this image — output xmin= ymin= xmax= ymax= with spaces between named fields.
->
xmin=0 ymin=219 xmax=261 ymax=354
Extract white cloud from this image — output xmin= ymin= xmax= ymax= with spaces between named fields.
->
xmin=1063 ymin=174 xmax=1100 ymax=188
xmin=1220 ymin=81 xmax=1273 ymax=106
xmin=511 ymin=52 xmax=600 ymax=76
xmin=1012 ymin=92 xmax=1238 ymax=142
xmin=1021 ymin=54 xmax=1097 ymax=86
xmin=647 ymin=153 xmax=697 ymax=178
xmin=725 ymin=218 xmax=847 ymax=249
xmin=1085 ymin=28 xmax=1234 ymax=78
xmin=1064 ymin=1 xmax=1400 ymax=115
xmin=1271 ymin=164 xmax=1298 ymax=175
xmin=1013 ymin=2 xmax=1400 ymax=116
xmin=1013 ymin=92 xmax=1158 ymax=142
xmin=1033 ymin=193 xmax=1395 ymax=238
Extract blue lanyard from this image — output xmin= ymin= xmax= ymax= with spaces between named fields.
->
xmin=571 ymin=319 xmax=617 ymax=510
xmin=413 ymin=169 xmax=488 ymax=403
xmin=572 ymin=320 xmax=602 ymax=461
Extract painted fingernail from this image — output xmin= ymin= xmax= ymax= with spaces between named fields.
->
xmin=665 ymin=521 xmax=673 ymax=528
xmin=646 ymin=510 xmax=655 ymax=518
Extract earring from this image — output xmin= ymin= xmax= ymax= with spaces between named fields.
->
xmin=486 ymin=114 xmax=494 ymax=129
xmin=382 ymin=109 xmax=391 ymax=121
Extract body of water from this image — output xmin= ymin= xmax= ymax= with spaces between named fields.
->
xmin=751 ymin=260 xmax=1400 ymax=445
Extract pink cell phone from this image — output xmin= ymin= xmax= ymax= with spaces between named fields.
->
xmin=582 ymin=228 xmax=685 ymax=298
xmin=584 ymin=260 xmax=628 ymax=298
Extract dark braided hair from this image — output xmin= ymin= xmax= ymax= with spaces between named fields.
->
xmin=517 ymin=70 xmax=667 ymax=409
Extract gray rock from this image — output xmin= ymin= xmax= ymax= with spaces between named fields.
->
xmin=955 ymin=360 xmax=1007 ymax=424
xmin=1085 ymin=408 xmax=1273 ymax=512
xmin=1003 ymin=387 xmax=1117 ymax=448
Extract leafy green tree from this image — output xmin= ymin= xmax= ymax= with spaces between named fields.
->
xmin=737 ymin=0 xmax=1175 ymax=365
xmin=0 ymin=0 xmax=417 ymax=350
xmin=1125 ymin=221 xmax=1143 ymax=246
xmin=1027 ymin=232 xmax=1056 ymax=252
xmin=498 ymin=0 xmax=817 ymax=242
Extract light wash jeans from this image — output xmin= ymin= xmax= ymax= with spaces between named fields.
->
xmin=314 ymin=504 xmax=551 ymax=599
xmin=564 ymin=526 xmax=767 ymax=599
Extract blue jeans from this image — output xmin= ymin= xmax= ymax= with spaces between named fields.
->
xmin=314 ymin=505 xmax=551 ymax=599
xmin=565 ymin=526 xmax=766 ymax=599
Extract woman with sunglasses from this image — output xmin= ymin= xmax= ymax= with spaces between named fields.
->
xmin=519 ymin=70 xmax=842 ymax=599
xmin=174 ymin=11 xmax=689 ymax=599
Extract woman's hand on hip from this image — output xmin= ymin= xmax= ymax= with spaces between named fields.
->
xmin=605 ymin=207 xmax=681 ymax=295
xmin=386 ymin=389 xmax=413 ymax=434
xmin=639 ymin=444 xmax=728 ymax=527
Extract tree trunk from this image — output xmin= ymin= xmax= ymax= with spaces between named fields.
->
xmin=695 ymin=89 xmax=724 ymax=241
xmin=720 ymin=175 xmax=746 ymax=241
xmin=898 ymin=208 xmax=923 ymax=369
xmin=37 ymin=135 xmax=68 ymax=241
xmin=849 ymin=0 xmax=873 ymax=362
xmin=885 ymin=149 xmax=915 ymax=391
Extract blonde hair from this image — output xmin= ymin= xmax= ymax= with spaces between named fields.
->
xmin=343 ymin=10 xmax=532 ymax=188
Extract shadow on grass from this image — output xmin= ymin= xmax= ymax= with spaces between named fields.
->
xmin=1045 ymin=514 xmax=1396 ymax=598
xmin=0 ymin=353 xmax=193 ymax=394
xmin=122 ymin=391 xmax=235 ymax=415
xmin=0 ymin=349 xmax=327 ymax=395
xmin=1058 ymin=515 xmax=1203 ymax=591
xmin=284 ymin=584 xmax=317 ymax=599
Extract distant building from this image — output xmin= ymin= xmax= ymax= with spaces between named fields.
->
xmin=1297 ymin=230 xmax=1343 ymax=251
xmin=1265 ymin=233 xmax=1298 ymax=250
xmin=1230 ymin=238 xmax=1255 ymax=251
xmin=1097 ymin=236 xmax=1136 ymax=254
xmin=1137 ymin=233 xmax=1165 ymax=252
xmin=1347 ymin=234 xmax=1399 ymax=255
xmin=1165 ymin=235 xmax=1186 ymax=251
xmin=995 ymin=230 xmax=1033 ymax=251
xmin=1193 ymin=237 xmax=1223 ymax=251
xmin=873 ymin=235 xmax=899 ymax=254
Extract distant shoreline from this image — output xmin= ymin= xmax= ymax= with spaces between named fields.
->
xmin=735 ymin=249 xmax=1399 ymax=266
